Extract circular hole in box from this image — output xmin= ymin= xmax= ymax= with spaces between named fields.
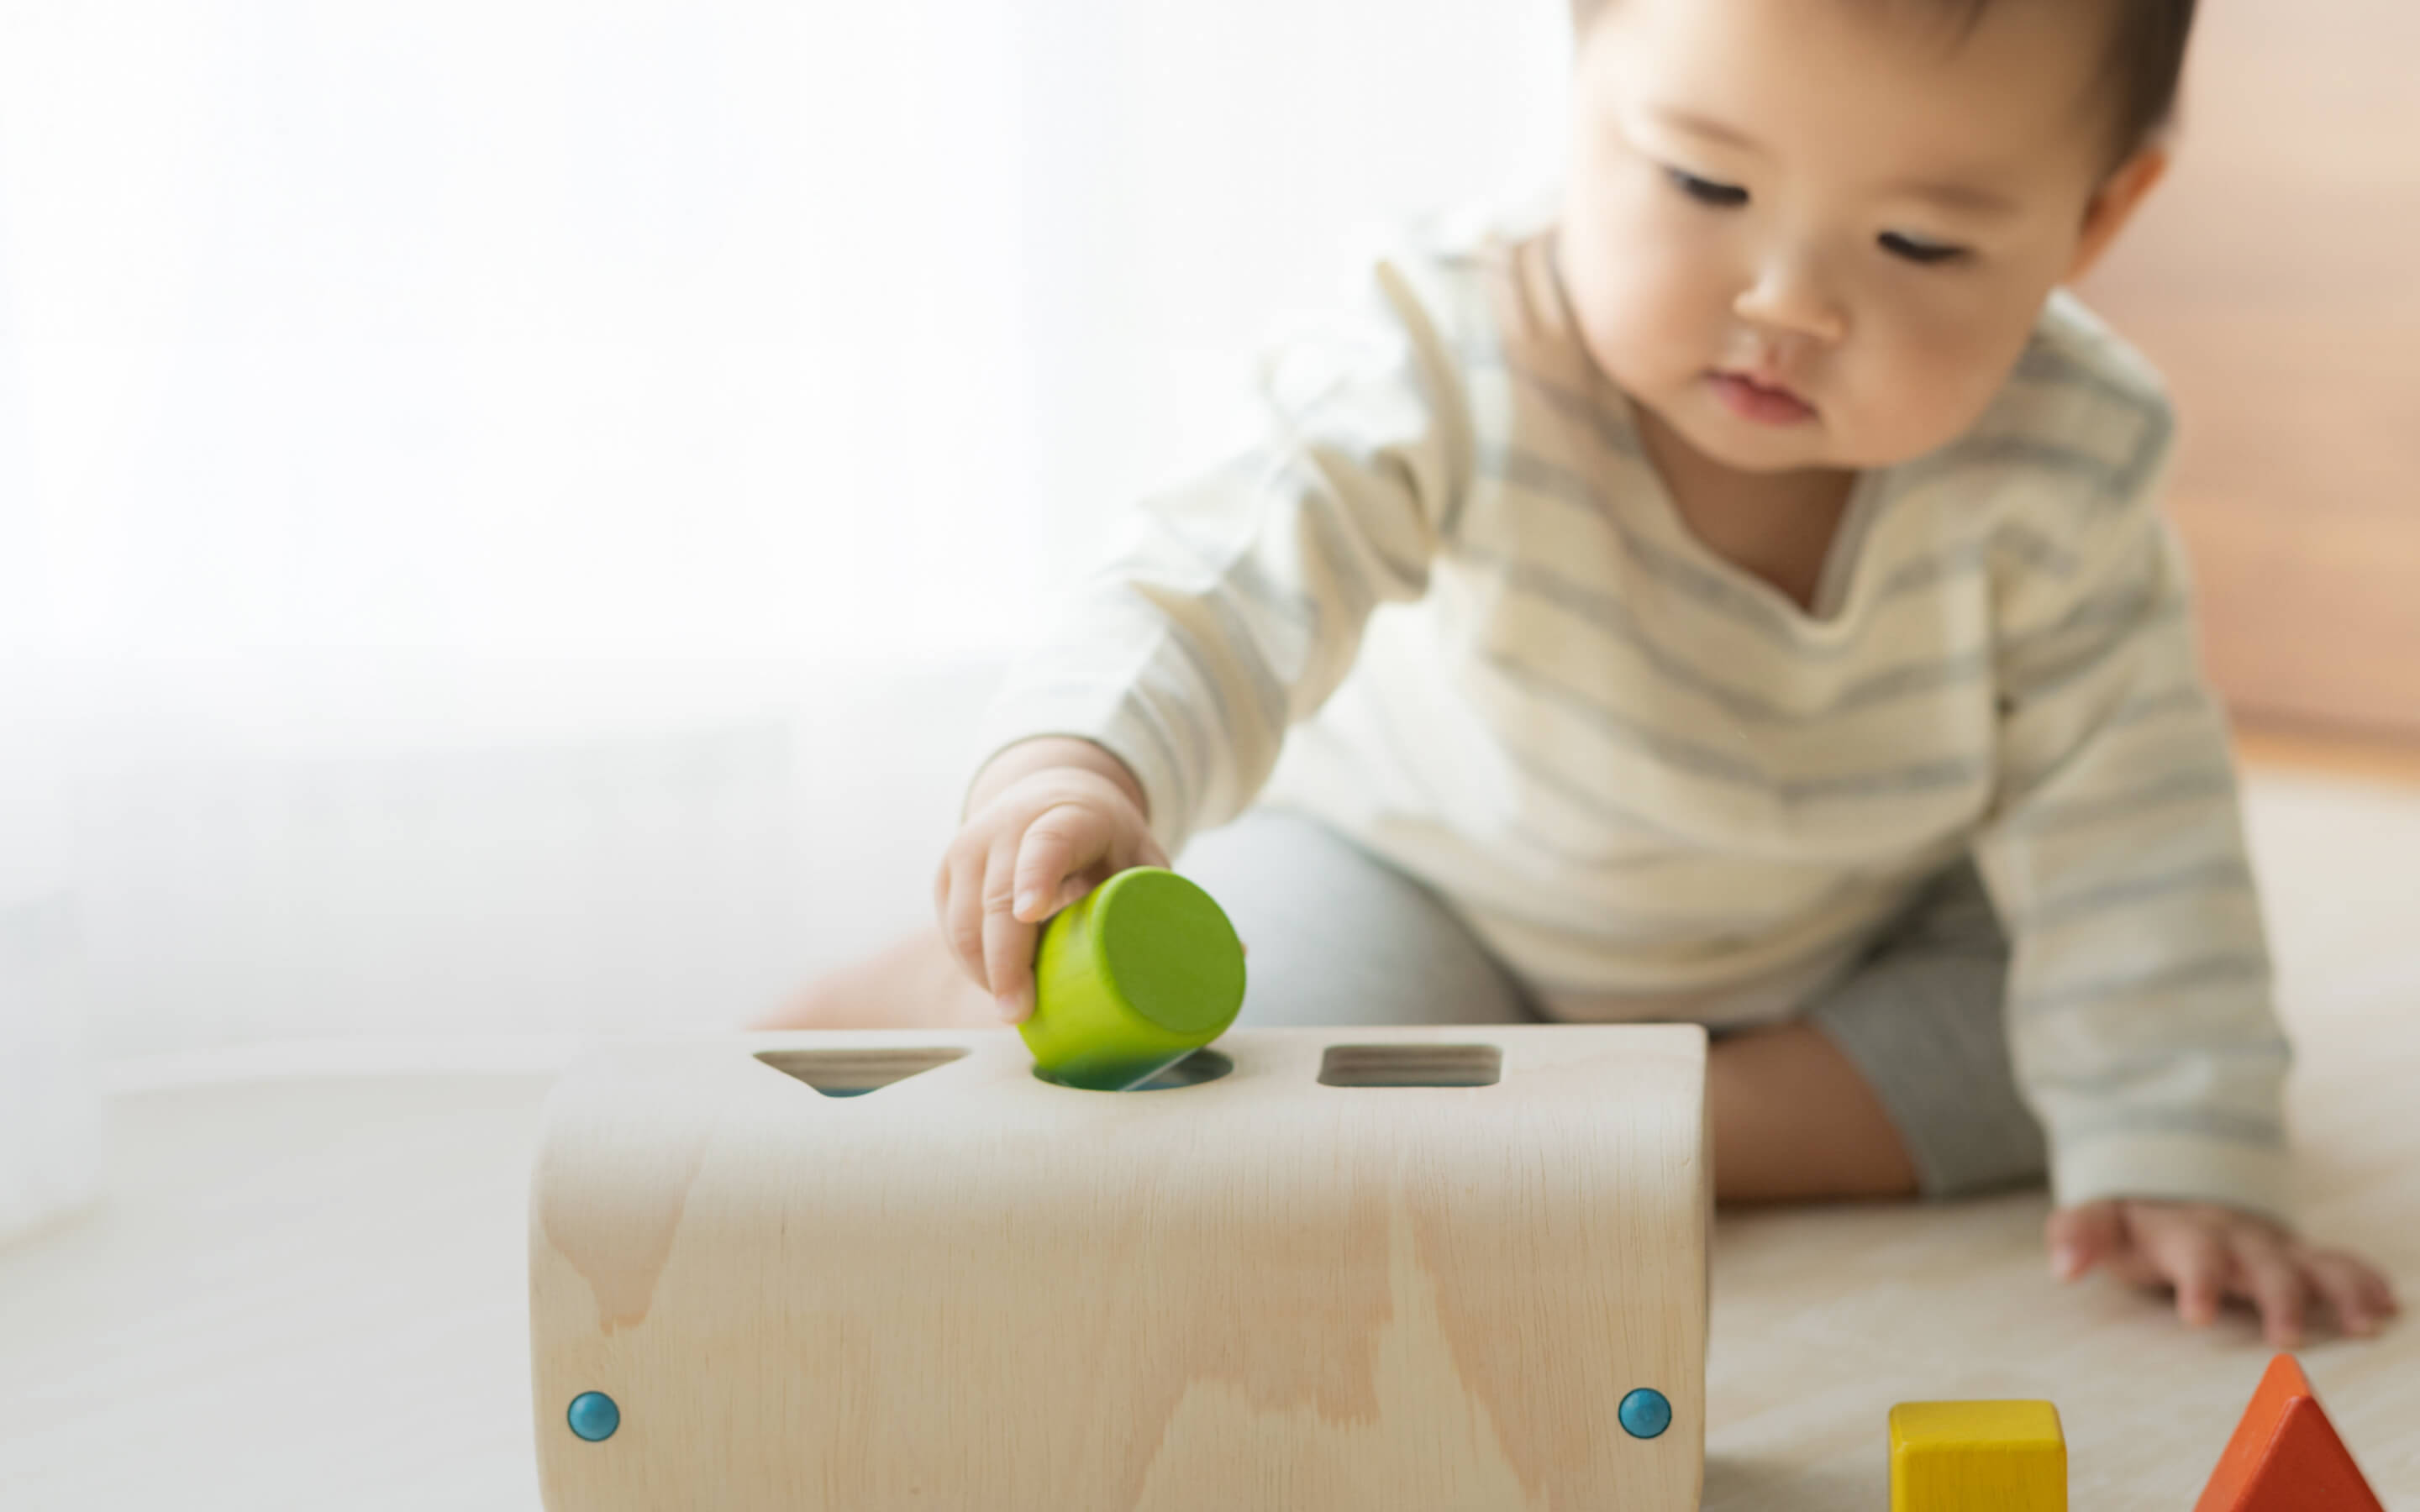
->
xmin=1034 ymin=1047 xmax=1234 ymax=1092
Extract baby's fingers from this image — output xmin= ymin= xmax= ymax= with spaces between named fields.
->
xmin=2137 ymin=1216 xmax=2228 ymax=1328
xmin=2305 ymin=1249 xmax=2396 ymax=1338
xmin=1010 ymin=802 xmax=1107 ymax=925
xmin=2045 ymin=1201 xmax=2123 ymax=1283
xmin=2229 ymin=1229 xmax=2310 ymax=1349
xmin=938 ymin=846 xmax=992 ymax=991
xmin=981 ymin=831 xmax=1044 ymax=1024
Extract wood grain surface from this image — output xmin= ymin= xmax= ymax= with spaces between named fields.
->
xmin=529 ymin=1026 xmax=1712 ymax=1512
xmin=2076 ymin=0 xmax=2420 ymax=741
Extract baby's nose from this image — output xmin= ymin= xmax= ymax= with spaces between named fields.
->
xmin=1735 ymin=259 xmax=1848 ymax=344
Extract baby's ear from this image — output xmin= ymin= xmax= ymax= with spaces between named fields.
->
xmin=2065 ymin=146 xmax=2171 ymax=284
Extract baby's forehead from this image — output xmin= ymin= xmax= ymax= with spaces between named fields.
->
xmin=1588 ymin=0 xmax=2114 ymax=190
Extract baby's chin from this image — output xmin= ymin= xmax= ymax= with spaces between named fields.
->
xmin=1647 ymin=391 xmax=1848 ymax=474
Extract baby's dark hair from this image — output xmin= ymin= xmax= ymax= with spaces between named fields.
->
xmin=1570 ymin=0 xmax=2196 ymax=175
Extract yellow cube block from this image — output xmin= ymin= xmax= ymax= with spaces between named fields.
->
xmin=1890 ymin=1400 xmax=2066 ymax=1512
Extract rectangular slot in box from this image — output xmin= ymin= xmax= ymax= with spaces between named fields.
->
xmin=1318 ymin=1043 xmax=1502 ymax=1088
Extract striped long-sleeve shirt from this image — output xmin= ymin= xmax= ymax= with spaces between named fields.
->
xmin=972 ymin=212 xmax=2293 ymax=1221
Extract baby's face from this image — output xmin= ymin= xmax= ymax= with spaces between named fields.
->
xmin=1558 ymin=0 xmax=2160 ymax=475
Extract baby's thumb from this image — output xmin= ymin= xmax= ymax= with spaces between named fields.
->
xmin=2045 ymin=1201 xmax=2123 ymax=1283
xmin=1010 ymin=804 xmax=1109 ymax=922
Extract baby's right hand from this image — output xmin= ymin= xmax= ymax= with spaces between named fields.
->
xmin=935 ymin=749 xmax=1167 ymax=1024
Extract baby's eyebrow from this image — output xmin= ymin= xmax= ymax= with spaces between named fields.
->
xmin=1887 ymin=178 xmax=2022 ymax=219
xmin=1653 ymin=105 xmax=1765 ymax=155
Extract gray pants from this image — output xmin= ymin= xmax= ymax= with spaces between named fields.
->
xmin=1178 ymin=806 xmax=2048 ymax=1200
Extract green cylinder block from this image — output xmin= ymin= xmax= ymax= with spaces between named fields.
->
xmin=1020 ymin=867 xmax=1246 ymax=1091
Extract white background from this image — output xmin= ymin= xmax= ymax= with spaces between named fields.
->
xmin=0 ymin=0 xmax=1570 ymax=1064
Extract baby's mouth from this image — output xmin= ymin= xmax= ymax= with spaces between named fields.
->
xmin=1707 ymin=369 xmax=1817 ymax=426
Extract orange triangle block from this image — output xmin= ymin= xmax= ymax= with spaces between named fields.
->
xmin=2194 ymin=1353 xmax=2383 ymax=1512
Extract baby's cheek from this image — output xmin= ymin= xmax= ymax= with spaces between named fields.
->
xmin=1574 ymin=240 xmax=1721 ymax=386
xmin=1568 ymin=181 xmax=1710 ymax=323
xmin=1554 ymin=230 xmax=1638 ymax=362
xmin=1847 ymin=322 xmax=2016 ymax=461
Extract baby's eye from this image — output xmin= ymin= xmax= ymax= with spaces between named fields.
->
xmin=1880 ymin=231 xmax=1968 ymax=265
xmin=1665 ymin=167 xmax=1748 ymax=207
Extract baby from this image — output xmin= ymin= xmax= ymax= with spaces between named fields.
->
xmin=788 ymin=0 xmax=2397 ymax=1346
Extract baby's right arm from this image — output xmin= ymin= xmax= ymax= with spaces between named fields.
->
xmin=934 ymin=735 xmax=1166 ymax=1024
xmin=965 ymin=251 xmax=1470 ymax=876
xmin=942 ymin=247 xmax=1472 ymax=1021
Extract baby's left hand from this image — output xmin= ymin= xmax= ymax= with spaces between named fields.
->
xmin=2046 ymin=1200 xmax=2401 ymax=1347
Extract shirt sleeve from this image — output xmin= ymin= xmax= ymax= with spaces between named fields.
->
xmin=1970 ymin=402 xmax=2295 ymax=1223
xmin=966 ymin=255 xmax=1476 ymax=860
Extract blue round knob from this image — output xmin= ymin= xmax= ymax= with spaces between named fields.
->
xmin=567 ymin=1390 xmax=621 ymax=1442
xmin=1618 ymin=1386 xmax=1672 ymax=1440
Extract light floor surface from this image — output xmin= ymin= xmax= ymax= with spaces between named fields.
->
xmin=3 ymin=769 xmax=2414 ymax=1510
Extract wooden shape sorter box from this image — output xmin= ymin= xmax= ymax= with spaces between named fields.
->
xmin=528 ymin=1025 xmax=1711 ymax=1512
